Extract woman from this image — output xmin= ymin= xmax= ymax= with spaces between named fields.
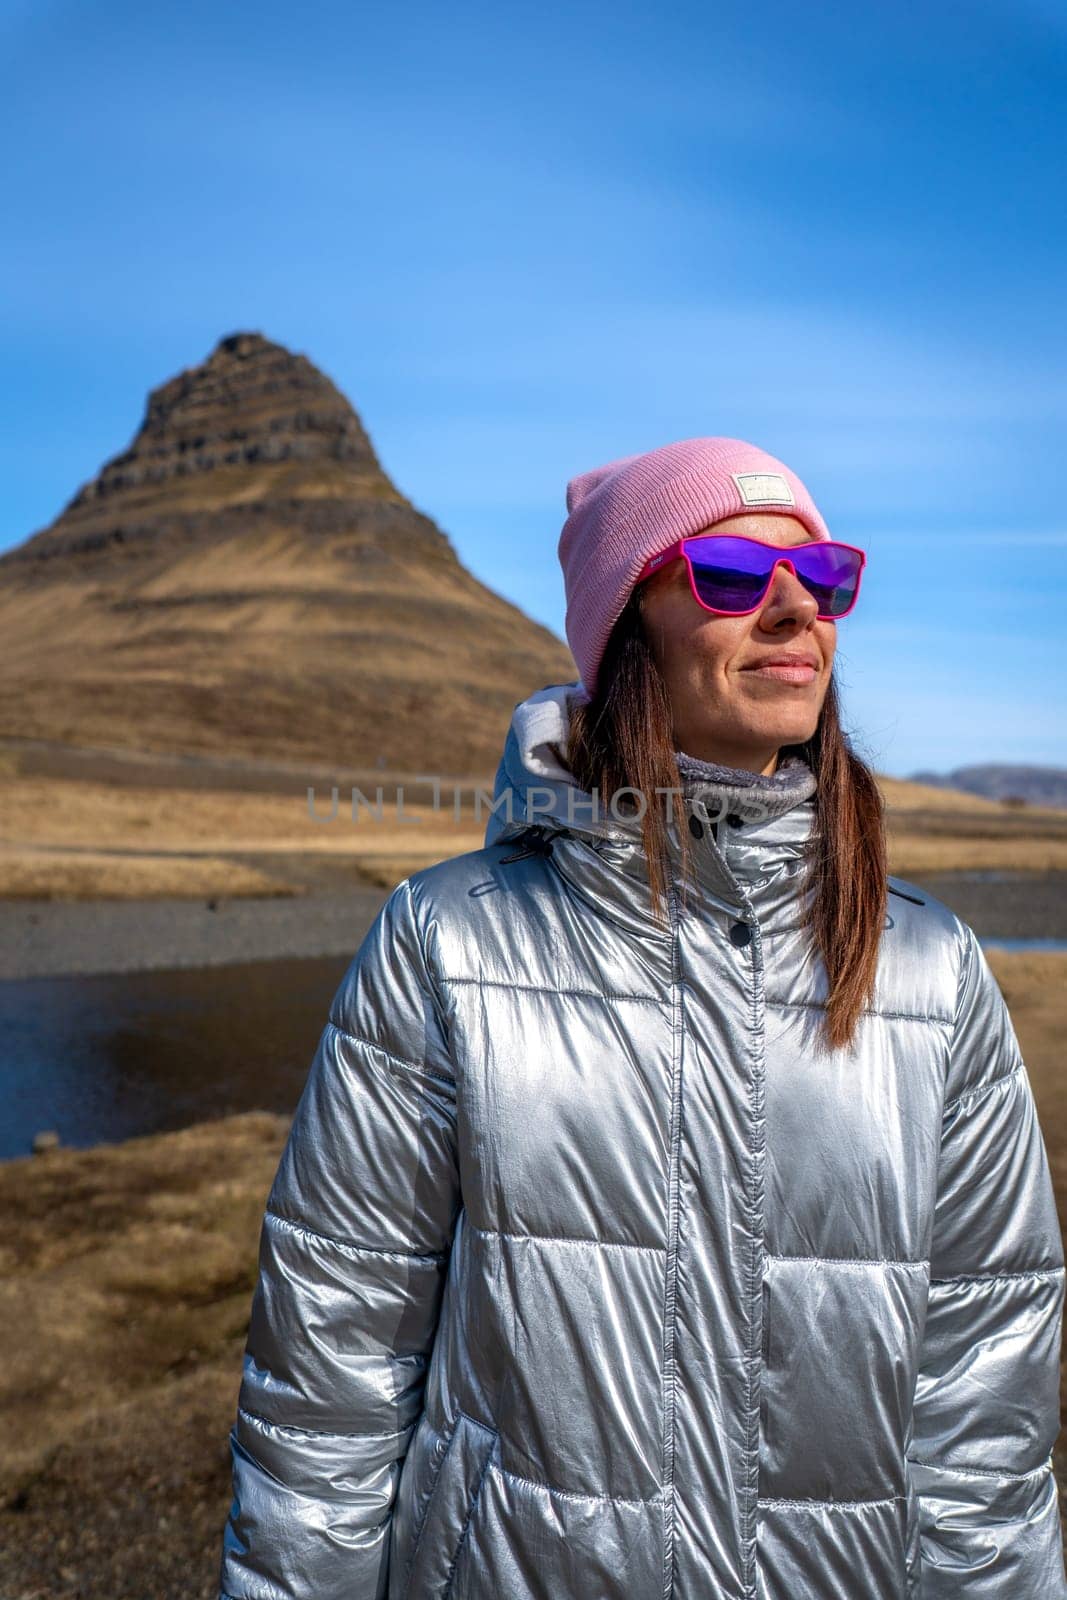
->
xmin=219 ymin=438 xmax=1066 ymax=1599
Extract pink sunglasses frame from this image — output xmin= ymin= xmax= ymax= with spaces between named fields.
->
xmin=636 ymin=533 xmax=867 ymax=620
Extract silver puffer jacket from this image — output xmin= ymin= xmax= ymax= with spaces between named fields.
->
xmin=219 ymin=682 xmax=1066 ymax=1599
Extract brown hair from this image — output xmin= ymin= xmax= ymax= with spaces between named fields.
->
xmin=563 ymin=586 xmax=888 ymax=1052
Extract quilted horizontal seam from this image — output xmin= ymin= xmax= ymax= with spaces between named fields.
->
xmin=439 ymin=974 xmax=661 ymax=1004
xmin=265 ymin=1209 xmax=447 ymax=1264
xmin=943 ymin=1062 xmax=1023 ymax=1116
xmin=238 ymin=1404 xmax=409 ymax=1443
xmin=906 ymin=1455 xmax=1053 ymax=1483
xmin=324 ymin=1020 xmax=456 ymax=1087
xmin=420 ymin=1413 xmax=660 ymax=1507
xmin=439 ymin=978 xmax=954 ymax=1023
xmin=491 ymin=1457 xmax=660 ymax=1507
xmin=759 ymin=1493 xmax=905 ymax=1511
xmin=469 ymin=1222 xmax=664 ymax=1253
xmin=765 ymin=1253 xmax=928 ymax=1269
xmin=929 ymin=1266 xmax=1065 ymax=1286
xmin=765 ymin=998 xmax=954 ymax=1025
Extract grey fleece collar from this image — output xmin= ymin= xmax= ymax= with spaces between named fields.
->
xmin=674 ymin=748 xmax=818 ymax=826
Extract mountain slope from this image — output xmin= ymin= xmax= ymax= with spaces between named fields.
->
xmin=0 ymin=332 xmax=575 ymax=775
xmin=908 ymin=765 xmax=1067 ymax=809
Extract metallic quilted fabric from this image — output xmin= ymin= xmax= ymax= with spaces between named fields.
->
xmin=219 ymin=681 xmax=1066 ymax=1599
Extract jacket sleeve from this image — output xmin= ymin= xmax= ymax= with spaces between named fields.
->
xmin=910 ymin=921 xmax=1066 ymax=1596
xmin=219 ymin=876 xmax=460 ymax=1600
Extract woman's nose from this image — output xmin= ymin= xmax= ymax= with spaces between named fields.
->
xmin=758 ymin=559 xmax=819 ymax=625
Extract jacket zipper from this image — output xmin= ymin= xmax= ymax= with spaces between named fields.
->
xmin=691 ymin=792 xmax=766 ymax=1595
xmin=661 ymin=873 xmax=684 ymax=1599
xmin=741 ymin=911 xmax=767 ymax=1599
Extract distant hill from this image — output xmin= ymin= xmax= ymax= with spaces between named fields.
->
xmin=908 ymin=764 xmax=1067 ymax=809
xmin=0 ymin=331 xmax=575 ymax=776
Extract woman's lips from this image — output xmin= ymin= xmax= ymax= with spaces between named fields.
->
xmin=742 ymin=661 xmax=818 ymax=683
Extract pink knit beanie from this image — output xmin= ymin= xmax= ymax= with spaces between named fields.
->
xmin=558 ymin=437 xmax=832 ymax=697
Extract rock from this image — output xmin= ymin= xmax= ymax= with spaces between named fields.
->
xmin=31 ymin=1130 xmax=61 ymax=1154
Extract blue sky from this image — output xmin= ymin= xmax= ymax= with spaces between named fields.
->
xmin=2 ymin=0 xmax=1065 ymax=775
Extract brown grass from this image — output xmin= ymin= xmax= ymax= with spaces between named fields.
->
xmin=1 ymin=761 xmax=1065 ymax=900
xmin=0 ymin=770 xmax=489 ymax=898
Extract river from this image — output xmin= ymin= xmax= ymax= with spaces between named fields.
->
xmin=1 ymin=869 xmax=1063 ymax=1161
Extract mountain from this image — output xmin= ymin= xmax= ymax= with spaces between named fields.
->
xmin=0 ymin=332 xmax=574 ymax=776
xmin=908 ymin=764 xmax=1067 ymax=809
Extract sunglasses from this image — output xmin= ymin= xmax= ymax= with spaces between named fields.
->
xmin=636 ymin=534 xmax=866 ymax=620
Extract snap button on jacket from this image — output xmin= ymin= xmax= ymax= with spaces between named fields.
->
xmin=219 ymin=683 xmax=1067 ymax=1600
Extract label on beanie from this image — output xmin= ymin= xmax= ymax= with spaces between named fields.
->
xmin=732 ymin=471 xmax=795 ymax=507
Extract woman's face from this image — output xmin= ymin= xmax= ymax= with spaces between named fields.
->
xmin=638 ymin=511 xmax=836 ymax=775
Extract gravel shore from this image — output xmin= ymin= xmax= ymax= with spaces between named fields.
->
xmin=1 ymin=867 xmax=1064 ymax=984
xmin=0 ymin=888 xmax=388 ymax=981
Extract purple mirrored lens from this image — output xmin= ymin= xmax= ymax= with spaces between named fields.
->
xmin=683 ymin=537 xmax=862 ymax=616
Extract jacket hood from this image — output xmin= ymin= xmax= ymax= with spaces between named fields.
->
xmin=483 ymin=681 xmax=819 ymax=922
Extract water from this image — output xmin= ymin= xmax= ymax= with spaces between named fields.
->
xmin=979 ymin=938 xmax=1067 ymax=953
xmin=0 ymin=955 xmax=347 ymax=1161
xmin=1 ymin=868 xmax=1064 ymax=1161
xmin=912 ymin=869 xmax=1066 ymax=945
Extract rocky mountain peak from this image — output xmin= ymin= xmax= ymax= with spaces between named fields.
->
xmin=130 ymin=329 xmax=383 ymax=480
xmin=10 ymin=332 xmax=405 ymax=564
xmin=0 ymin=333 xmax=576 ymax=774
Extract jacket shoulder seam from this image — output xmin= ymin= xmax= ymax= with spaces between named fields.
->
xmin=402 ymin=875 xmax=458 ymax=1064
